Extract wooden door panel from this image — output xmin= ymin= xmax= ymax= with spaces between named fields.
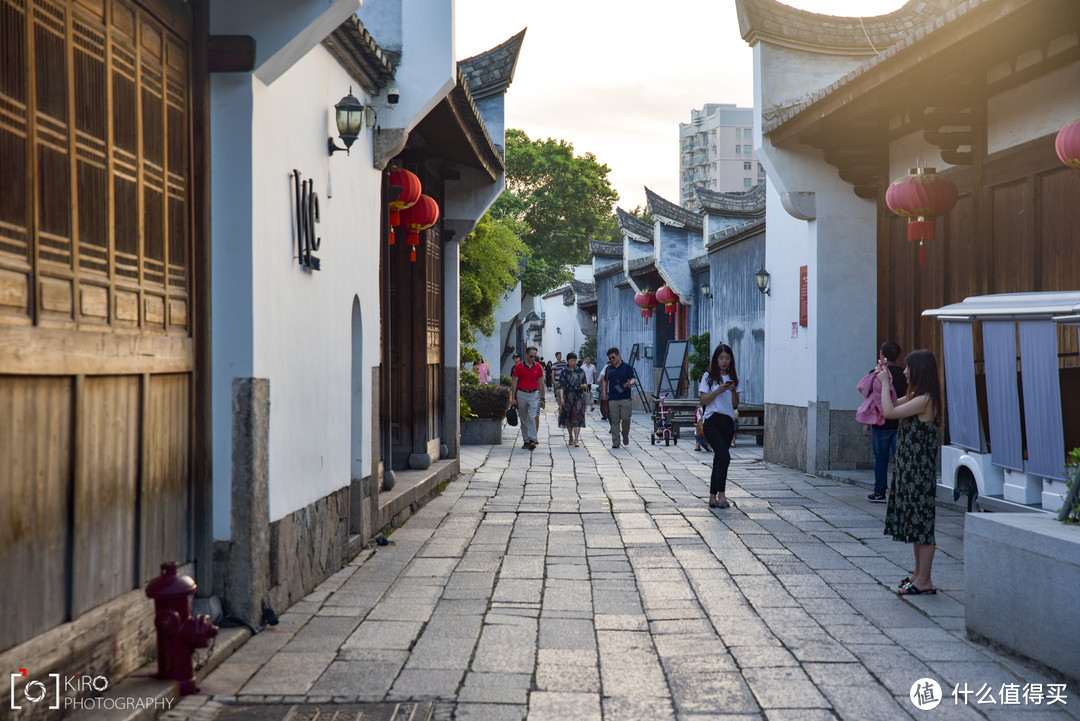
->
xmin=0 ymin=375 xmax=71 ymax=651
xmin=140 ymin=372 xmax=190 ymax=582
xmin=73 ymin=374 xmax=140 ymax=616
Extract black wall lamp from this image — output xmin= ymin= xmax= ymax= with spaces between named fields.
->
xmin=328 ymin=87 xmax=364 ymax=156
xmin=754 ymin=267 xmax=771 ymax=296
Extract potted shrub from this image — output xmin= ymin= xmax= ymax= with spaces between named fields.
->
xmin=460 ymin=375 xmax=510 ymax=445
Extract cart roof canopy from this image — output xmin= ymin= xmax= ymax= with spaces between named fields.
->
xmin=923 ymin=292 xmax=1080 ymax=323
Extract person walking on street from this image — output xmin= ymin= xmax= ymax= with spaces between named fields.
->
xmin=596 ymin=361 xmax=610 ymax=421
xmin=601 ymin=347 xmax=636 ymax=448
xmin=509 ymin=346 xmax=545 ymax=450
xmin=879 ymin=350 xmax=942 ymax=596
xmin=699 ymin=343 xmax=742 ymax=508
xmin=861 ymin=341 xmax=907 ymax=503
xmin=558 ymin=353 xmax=588 ymax=447
xmin=582 ymin=356 xmax=596 ymax=410
xmin=552 ymin=352 xmax=568 ymax=414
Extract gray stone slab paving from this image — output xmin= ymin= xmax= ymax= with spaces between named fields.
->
xmin=156 ymin=411 xmax=1077 ymax=721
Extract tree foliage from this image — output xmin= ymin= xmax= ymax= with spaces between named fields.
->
xmin=459 ymin=213 xmax=527 ymax=345
xmin=491 ymin=129 xmax=619 ymax=296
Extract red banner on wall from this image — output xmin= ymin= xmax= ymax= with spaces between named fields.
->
xmin=799 ymin=265 xmax=808 ymax=327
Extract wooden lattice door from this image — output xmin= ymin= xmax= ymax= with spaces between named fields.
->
xmin=0 ymin=0 xmax=196 ymax=651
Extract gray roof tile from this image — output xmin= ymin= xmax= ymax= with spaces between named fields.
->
xmin=459 ymin=29 xmax=527 ymax=100
xmin=693 ymin=182 xmax=765 ymax=218
xmin=645 ymin=187 xmax=704 ymax=231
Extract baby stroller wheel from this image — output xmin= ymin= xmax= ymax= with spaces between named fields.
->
xmin=672 ymin=436 xmax=678 ymax=446
xmin=665 ymin=435 xmax=671 ymax=446
xmin=650 ymin=434 xmax=656 ymax=445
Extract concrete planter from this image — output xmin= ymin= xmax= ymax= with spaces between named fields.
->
xmin=965 ymin=513 xmax=1080 ymax=683
xmin=460 ymin=417 xmax=503 ymax=445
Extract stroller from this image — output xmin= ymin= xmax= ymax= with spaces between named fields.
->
xmin=650 ymin=395 xmax=679 ymax=446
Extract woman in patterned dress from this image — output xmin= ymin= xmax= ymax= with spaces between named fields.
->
xmin=878 ymin=350 xmax=942 ymax=596
xmin=559 ymin=353 xmax=588 ymax=446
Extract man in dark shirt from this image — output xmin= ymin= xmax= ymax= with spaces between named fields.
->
xmin=552 ymin=352 xmax=568 ymax=411
xmin=600 ymin=346 xmax=636 ymax=448
xmin=865 ymin=341 xmax=908 ymax=502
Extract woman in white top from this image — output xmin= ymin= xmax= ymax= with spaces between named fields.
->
xmin=699 ymin=343 xmax=742 ymax=508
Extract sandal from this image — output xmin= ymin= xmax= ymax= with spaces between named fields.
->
xmin=898 ymin=577 xmax=911 ymax=588
xmin=898 ymin=583 xmax=936 ymax=595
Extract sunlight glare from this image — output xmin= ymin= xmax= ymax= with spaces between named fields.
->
xmin=778 ymin=0 xmax=908 ymax=16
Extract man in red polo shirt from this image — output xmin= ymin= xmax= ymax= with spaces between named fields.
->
xmin=510 ymin=345 xmax=546 ymax=450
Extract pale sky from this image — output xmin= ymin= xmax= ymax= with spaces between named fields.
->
xmin=455 ymin=0 xmax=907 ymax=208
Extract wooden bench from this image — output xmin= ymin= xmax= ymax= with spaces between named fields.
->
xmin=654 ymin=397 xmax=765 ymax=446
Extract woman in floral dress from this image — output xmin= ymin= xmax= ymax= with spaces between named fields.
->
xmin=878 ymin=349 xmax=942 ymax=596
xmin=559 ymin=353 xmax=588 ymax=446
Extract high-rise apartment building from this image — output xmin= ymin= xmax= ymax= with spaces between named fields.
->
xmin=679 ymin=103 xmax=765 ymax=208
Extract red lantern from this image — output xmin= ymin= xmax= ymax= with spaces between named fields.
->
xmin=885 ymin=167 xmax=958 ymax=266
xmin=634 ymin=289 xmax=658 ymax=326
xmin=655 ymin=285 xmax=679 ymax=323
xmin=387 ymin=168 xmax=421 ymax=245
xmin=1055 ymin=117 xmax=1080 ymax=169
xmin=401 ymin=194 xmax=439 ymax=262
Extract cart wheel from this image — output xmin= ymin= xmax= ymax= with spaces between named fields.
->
xmin=665 ymin=436 xmax=671 ymax=446
xmin=650 ymin=435 xmax=656 ymax=445
xmin=672 ymin=436 xmax=678 ymax=446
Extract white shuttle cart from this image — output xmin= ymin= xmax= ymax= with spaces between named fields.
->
xmin=923 ymin=291 xmax=1080 ymax=513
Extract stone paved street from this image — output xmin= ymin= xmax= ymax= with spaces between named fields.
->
xmin=166 ymin=410 xmax=1078 ymax=721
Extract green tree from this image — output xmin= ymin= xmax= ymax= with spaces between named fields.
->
xmin=491 ymin=129 xmax=619 ymax=296
xmin=459 ymin=213 xmax=527 ymax=345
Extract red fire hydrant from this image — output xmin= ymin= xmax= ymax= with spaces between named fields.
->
xmin=145 ymin=561 xmax=219 ymax=694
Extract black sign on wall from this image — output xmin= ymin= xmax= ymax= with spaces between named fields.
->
xmin=292 ymin=169 xmax=321 ymax=271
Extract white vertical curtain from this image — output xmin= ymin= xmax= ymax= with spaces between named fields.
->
xmin=982 ymin=321 xmax=1024 ymax=470
xmin=1019 ymin=320 xmax=1066 ymax=481
xmin=943 ymin=320 xmax=982 ymax=451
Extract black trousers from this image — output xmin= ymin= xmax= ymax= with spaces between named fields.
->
xmin=702 ymin=413 xmax=736 ymax=494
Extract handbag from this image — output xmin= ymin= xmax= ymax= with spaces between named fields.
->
xmin=505 ymin=404 xmax=518 ymax=427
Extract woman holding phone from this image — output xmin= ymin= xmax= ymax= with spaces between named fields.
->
xmin=699 ymin=344 xmax=742 ymax=508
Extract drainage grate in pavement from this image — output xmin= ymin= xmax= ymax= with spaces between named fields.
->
xmin=215 ymin=702 xmax=434 ymax=721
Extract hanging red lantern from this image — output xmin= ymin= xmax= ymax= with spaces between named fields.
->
xmin=401 ymin=194 xmax=439 ymax=262
xmin=634 ymin=289 xmax=658 ymax=326
xmin=1055 ymin=117 xmax=1080 ymax=169
xmin=655 ymin=285 xmax=679 ymax=323
xmin=387 ymin=168 xmax=421 ymax=245
xmin=885 ymin=166 xmax=958 ymax=266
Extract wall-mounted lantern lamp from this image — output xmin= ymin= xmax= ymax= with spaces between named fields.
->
xmin=328 ymin=87 xmax=365 ymax=156
xmin=591 ymin=313 xmax=598 ymax=323
xmin=754 ymin=267 xmax=771 ymax=296
xmin=700 ymin=283 xmax=712 ymax=298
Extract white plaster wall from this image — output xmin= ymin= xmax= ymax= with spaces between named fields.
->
xmin=754 ymin=44 xmax=878 ymax=415
xmin=251 ymin=48 xmax=382 ymax=524
xmin=211 ymin=72 xmax=256 ymax=540
xmin=472 ymin=281 xmax=524 ymax=378
xmin=212 ymin=46 xmax=383 ymax=537
xmin=761 ymin=180 xmax=811 ymax=408
xmin=758 ymin=43 xmax=872 ymax=115
xmin=537 ymin=293 xmax=585 ymax=361
xmin=987 ymin=59 xmax=1080 ymax=155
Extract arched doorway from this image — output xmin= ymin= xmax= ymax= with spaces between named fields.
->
xmin=350 ymin=296 xmax=365 ymax=536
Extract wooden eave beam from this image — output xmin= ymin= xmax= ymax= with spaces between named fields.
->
xmin=444 ymin=92 xmax=499 ymax=182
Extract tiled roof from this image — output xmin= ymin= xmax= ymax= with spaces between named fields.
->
xmin=448 ymin=64 xmax=505 ymax=172
xmin=590 ymin=239 xmax=623 ymax=258
xmin=738 ymin=0 xmax=990 ymax=135
xmin=735 ymin=0 xmax=962 ymax=55
xmin=571 ymin=279 xmax=596 ymax=296
xmin=706 ymin=217 xmax=766 ymax=251
xmin=693 ymin=182 xmax=765 ymax=218
xmin=644 ymin=187 xmax=703 ymax=231
xmin=322 ymin=15 xmax=396 ymax=96
xmin=616 ymin=208 xmax=653 ymax=243
xmin=689 ymin=254 xmax=710 ymax=273
xmin=459 ymin=29 xmax=527 ymax=100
